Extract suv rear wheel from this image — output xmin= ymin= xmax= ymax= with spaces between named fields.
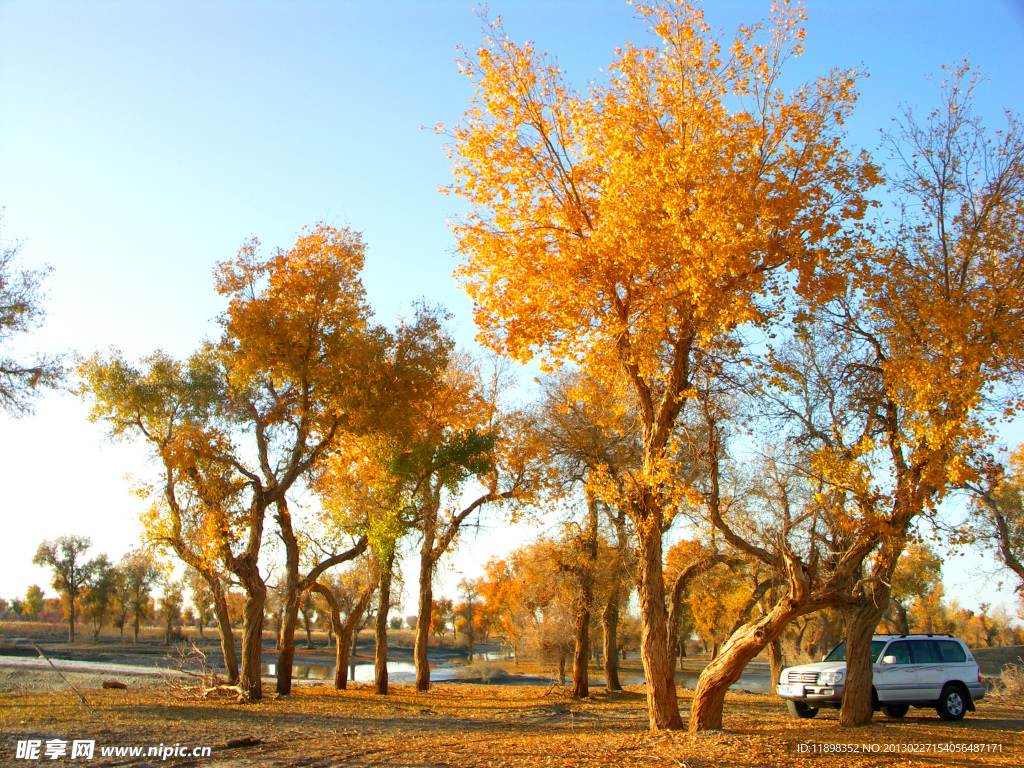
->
xmin=786 ymin=700 xmax=819 ymax=719
xmin=936 ymin=684 xmax=966 ymax=721
xmin=882 ymin=704 xmax=909 ymax=718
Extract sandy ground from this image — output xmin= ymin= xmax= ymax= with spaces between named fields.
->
xmin=0 ymin=655 xmax=182 ymax=694
xmin=2 ymin=681 xmax=1022 ymax=768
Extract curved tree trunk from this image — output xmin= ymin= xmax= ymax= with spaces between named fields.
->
xmin=275 ymin=499 xmax=301 ymax=696
xmin=636 ymin=519 xmax=683 ymax=731
xmin=338 ymin=589 xmax=373 ymax=690
xmin=689 ymin=556 xmax=809 ymax=732
xmin=312 ymin=581 xmax=374 ymax=691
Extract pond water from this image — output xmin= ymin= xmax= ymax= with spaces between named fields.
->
xmin=261 ymin=658 xmax=770 ymax=692
xmin=262 ymin=661 xmax=417 ymax=682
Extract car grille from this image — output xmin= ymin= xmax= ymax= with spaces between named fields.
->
xmin=787 ymin=672 xmax=819 ymax=684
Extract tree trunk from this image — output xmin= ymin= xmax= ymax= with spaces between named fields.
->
xmin=337 ymin=591 xmax=373 ymax=690
xmin=275 ymin=499 xmax=301 ymax=696
xmin=68 ymin=598 xmax=75 ymax=644
xmin=839 ymin=535 xmax=901 ymax=729
xmin=572 ymin=604 xmax=590 ymax=698
xmin=238 ymin=579 xmax=267 ymax=702
xmin=572 ymin=490 xmax=599 ymax=699
xmin=602 ymin=593 xmax=622 ymax=692
xmin=558 ymin=649 xmax=567 ymax=685
xmin=636 ymin=520 xmax=683 ymax=731
xmin=602 ymin=504 xmax=627 ymax=692
xmin=275 ymin=586 xmax=299 ymax=695
xmin=768 ymin=638 xmax=783 ymax=695
xmin=209 ymin=578 xmax=239 ymax=685
xmin=689 ymin=556 xmax=809 ymax=732
xmin=375 ymin=549 xmax=396 ymax=696
xmin=838 ymin=598 xmax=883 ymax=727
xmin=414 ymin=546 xmax=435 ymax=692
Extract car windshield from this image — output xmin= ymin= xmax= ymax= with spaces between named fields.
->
xmin=823 ymin=640 xmax=887 ymax=663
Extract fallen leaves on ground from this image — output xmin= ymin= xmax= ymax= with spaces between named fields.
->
xmin=1 ymin=683 xmax=1019 ymax=767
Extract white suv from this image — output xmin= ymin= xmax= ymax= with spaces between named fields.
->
xmin=776 ymin=635 xmax=985 ymax=721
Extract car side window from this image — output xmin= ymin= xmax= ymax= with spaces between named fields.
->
xmin=935 ymin=640 xmax=967 ymax=663
xmin=911 ymin=640 xmax=937 ymax=663
xmin=887 ymin=641 xmax=912 ymax=664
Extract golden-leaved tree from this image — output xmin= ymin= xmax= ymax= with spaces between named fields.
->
xmin=445 ymin=0 xmax=874 ymax=730
xmin=772 ymin=64 xmax=1024 ymax=727
xmin=78 ymin=350 xmax=241 ymax=682
xmin=83 ymin=224 xmax=448 ymax=701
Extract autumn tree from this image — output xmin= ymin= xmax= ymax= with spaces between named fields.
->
xmin=79 ymin=349 xmax=240 ymax=682
xmin=533 ymin=370 xmax=641 ymax=696
xmin=159 ymin=579 xmax=184 ymax=645
xmin=964 ymin=446 xmax=1024 ymax=593
xmin=770 ymin=64 xmax=1024 ymax=727
xmin=32 ymin=535 xmax=98 ymax=643
xmin=680 ymin=415 xmax=865 ymax=732
xmin=81 ymin=555 xmax=118 ymax=641
xmin=478 ymin=556 xmax=531 ymax=662
xmin=664 ymin=539 xmax=743 ymax=668
xmin=310 ymin=557 xmax=378 ymax=690
xmin=398 ymin=354 xmax=531 ymax=692
xmin=454 ymin=578 xmax=486 ymax=661
xmin=119 ymin=550 xmax=160 ymax=643
xmin=22 ymin=584 xmax=44 ymax=620
xmin=82 ymin=225 xmax=440 ymax=700
xmin=0 ymin=215 xmax=62 ymax=415
xmin=446 ymin=0 xmax=874 ymax=730
xmin=184 ymin=566 xmax=216 ymax=640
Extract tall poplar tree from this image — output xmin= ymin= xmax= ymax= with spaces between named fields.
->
xmin=445 ymin=0 xmax=874 ymax=730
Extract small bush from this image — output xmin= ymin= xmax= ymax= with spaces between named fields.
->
xmin=454 ymin=661 xmax=507 ymax=683
xmin=990 ymin=660 xmax=1024 ymax=700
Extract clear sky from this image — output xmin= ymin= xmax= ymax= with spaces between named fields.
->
xmin=1 ymin=0 xmax=1023 ymax=615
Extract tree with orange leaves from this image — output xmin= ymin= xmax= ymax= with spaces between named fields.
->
xmin=764 ymin=64 xmax=1024 ymax=727
xmin=82 ymin=224 xmax=447 ymax=701
xmin=445 ymin=0 xmax=874 ymax=730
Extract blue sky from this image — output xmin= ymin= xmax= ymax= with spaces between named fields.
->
xmin=1 ymin=0 xmax=1023 ymax=613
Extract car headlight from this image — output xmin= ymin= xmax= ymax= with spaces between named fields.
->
xmin=821 ymin=670 xmax=844 ymax=685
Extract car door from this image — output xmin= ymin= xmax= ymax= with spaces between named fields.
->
xmin=911 ymin=640 xmax=945 ymax=701
xmin=875 ymin=640 xmax=916 ymax=702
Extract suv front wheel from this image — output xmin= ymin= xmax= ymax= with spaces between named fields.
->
xmin=937 ymin=684 xmax=967 ymax=721
xmin=786 ymin=700 xmax=819 ymax=719
xmin=882 ymin=704 xmax=909 ymax=718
